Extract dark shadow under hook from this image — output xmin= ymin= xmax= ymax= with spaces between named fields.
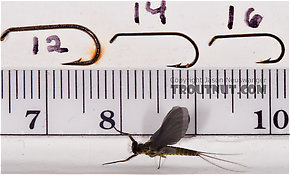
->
xmin=110 ymin=32 xmax=199 ymax=68
xmin=209 ymin=33 xmax=285 ymax=64
xmin=1 ymin=24 xmax=101 ymax=66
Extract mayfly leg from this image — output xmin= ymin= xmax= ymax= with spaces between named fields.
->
xmin=103 ymin=154 xmax=137 ymax=165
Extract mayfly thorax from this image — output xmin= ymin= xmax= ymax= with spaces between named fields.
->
xmin=103 ymin=106 xmax=246 ymax=171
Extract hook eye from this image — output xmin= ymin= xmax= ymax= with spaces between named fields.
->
xmin=209 ymin=33 xmax=285 ymax=64
xmin=1 ymin=24 xmax=101 ymax=66
xmin=110 ymin=32 xmax=199 ymax=68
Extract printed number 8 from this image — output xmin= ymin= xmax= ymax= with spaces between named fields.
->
xmin=99 ymin=110 xmax=115 ymax=130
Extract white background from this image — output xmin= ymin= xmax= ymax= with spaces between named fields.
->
xmin=1 ymin=1 xmax=289 ymax=174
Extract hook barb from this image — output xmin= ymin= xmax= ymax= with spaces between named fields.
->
xmin=110 ymin=32 xmax=199 ymax=68
xmin=209 ymin=33 xmax=285 ymax=64
xmin=1 ymin=24 xmax=101 ymax=66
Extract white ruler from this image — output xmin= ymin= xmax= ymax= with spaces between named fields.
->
xmin=1 ymin=68 xmax=289 ymax=136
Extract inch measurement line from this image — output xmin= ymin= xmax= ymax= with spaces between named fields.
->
xmin=149 ymin=70 xmax=152 ymax=99
xmin=23 ymin=70 xmax=26 ymax=99
xmin=269 ymin=70 xmax=272 ymax=134
xmin=8 ymin=70 xmax=11 ymax=113
xmin=284 ymin=69 xmax=286 ymax=99
xmin=127 ymin=70 xmax=130 ymax=99
xmin=45 ymin=70 xmax=48 ymax=135
xmin=105 ymin=70 xmax=107 ymax=99
xmin=60 ymin=70 xmax=63 ymax=99
xmin=67 ymin=70 xmax=70 ymax=99
xmin=142 ymin=70 xmax=145 ymax=99
xmin=276 ymin=69 xmax=279 ymax=99
xmin=119 ymin=70 xmax=123 ymax=132
xmin=164 ymin=70 xmax=167 ymax=99
xmin=231 ymin=69 xmax=234 ymax=113
xmin=16 ymin=70 xmax=18 ymax=99
xmin=30 ymin=70 xmax=33 ymax=99
xmin=38 ymin=70 xmax=41 ymax=99
xmin=90 ymin=70 xmax=92 ymax=99
xmin=82 ymin=70 xmax=85 ymax=113
xmin=112 ymin=70 xmax=115 ymax=99
xmin=75 ymin=70 xmax=78 ymax=99
xmin=134 ymin=70 xmax=137 ymax=99
xmin=53 ymin=70 xmax=55 ymax=99
xmin=156 ymin=70 xmax=160 ymax=113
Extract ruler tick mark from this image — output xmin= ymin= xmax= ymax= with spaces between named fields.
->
xmin=254 ymin=69 xmax=256 ymax=99
xmin=171 ymin=70 xmax=174 ymax=99
xmin=105 ymin=70 xmax=107 ymax=99
xmin=157 ymin=70 xmax=160 ymax=113
xmin=216 ymin=69 xmax=219 ymax=99
xmin=60 ymin=70 xmax=63 ymax=99
xmin=187 ymin=70 xmax=189 ymax=99
xmin=53 ymin=70 xmax=55 ymax=99
xmin=224 ymin=69 xmax=226 ymax=99
xmin=269 ymin=70 xmax=272 ymax=134
xmin=31 ymin=70 xmax=33 ymax=99
xmin=276 ymin=69 xmax=279 ymax=99
xmin=246 ymin=69 xmax=249 ymax=99
xmin=1 ymin=70 xmax=3 ymax=99
xmin=127 ymin=70 xmax=130 ymax=99
xmin=179 ymin=70 xmax=182 ymax=99
xmin=97 ymin=70 xmax=100 ymax=99
xmin=38 ymin=70 xmax=41 ymax=99
xmin=75 ymin=70 xmax=78 ymax=99
xmin=239 ymin=69 xmax=241 ymax=99
xmin=261 ymin=69 xmax=264 ymax=99
xmin=142 ymin=70 xmax=144 ymax=99
xmin=112 ymin=70 xmax=115 ymax=99
xmin=90 ymin=70 xmax=92 ymax=99
xmin=149 ymin=70 xmax=152 ymax=99
xmin=23 ymin=70 xmax=26 ymax=99
xmin=194 ymin=70 xmax=197 ymax=134
xmin=16 ymin=70 xmax=18 ymax=99
xmin=45 ymin=70 xmax=48 ymax=135
xmin=231 ymin=69 xmax=234 ymax=113
xmin=284 ymin=69 xmax=287 ymax=99
xmin=164 ymin=70 xmax=167 ymax=99
xmin=119 ymin=70 xmax=123 ymax=132
xmin=68 ymin=70 xmax=70 ymax=99
xmin=209 ymin=70 xmax=211 ymax=99
xmin=8 ymin=70 xmax=11 ymax=113
xmin=82 ymin=70 xmax=85 ymax=113
xmin=202 ymin=69 xmax=204 ymax=99
xmin=134 ymin=70 xmax=137 ymax=99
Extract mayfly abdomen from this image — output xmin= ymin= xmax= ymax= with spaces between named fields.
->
xmin=162 ymin=146 xmax=199 ymax=156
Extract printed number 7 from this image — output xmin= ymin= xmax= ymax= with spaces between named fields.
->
xmin=25 ymin=110 xmax=40 ymax=130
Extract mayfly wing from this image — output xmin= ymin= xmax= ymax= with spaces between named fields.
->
xmin=149 ymin=106 xmax=190 ymax=151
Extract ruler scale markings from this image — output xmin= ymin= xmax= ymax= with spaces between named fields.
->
xmin=60 ymin=70 xmax=63 ymax=99
xmin=209 ymin=70 xmax=211 ymax=99
xmin=171 ymin=70 xmax=174 ymax=99
xmin=119 ymin=70 xmax=123 ymax=132
xmin=8 ymin=70 xmax=11 ymax=113
xmin=269 ymin=69 xmax=272 ymax=134
xmin=90 ymin=70 xmax=92 ymax=99
xmin=67 ymin=70 xmax=70 ymax=99
xmin=276 ymin=69 xmax=279 ymax=99
xmin=157 ymin=70 xmax=160 ymax=113
xmin=194 ymin=70 xmax=197 ymax=134
xmin=164 ymin=70 xmax=167 ymax=99
xmin=202 ymin=69 xmax=204 ymax=99
xmin=75 ymin=70 xmax=78 ymax=99
xmin=127 ymin=70 xmax=130 ymax=99
xmin=97 ymin=70 xmax=100 ymax=99
xmin=112 ymin=70 xmax=115 ymax=99
xmin=254 ymin=69 xmax=256 ymax=99
xmin=142 ymin=70 xmax=145 ymax=99
xmin=134 ymin=70 xmax=137 ymax=99
xmin=16 ymin=70 xmax=18 ymax=99
xmin=246 ymin=69 xmax=249 ymax=99
xmin=45 ymin=70 xmax=48 ymax=135
xmin=224 ymin=69 xmax=226 ymax=99
xmin=231 ymin=69 xmax=234 ymax=113
xmin=1 ymin=70 xmax=3 ymax=99
xmin=53 ymin=70 xmax=55 ymax=99
xmin=38 ymin=70 xmax=41 ymax=99
xmin=261 ymin=69 xmax=264 ymax=99
xmin=149 ymin=70 xmax=152 ymax=99
xmin=179 ymin=70 xmax=182 ymax=99
xmin=23 ymin=70 xmax=26 ymax=99
xmin=216 ymin=69 xmax=219 ymax=99
xmin=30 ymin=70 xmax=33 ymax=99
xmin=105 ymin=70 xmax=107 ymax=99
xmin=82 ymin=70 xmax=85 ymax=113
xmin=187 ymin=70 xmax=189 ymax=99
xmin=284 ymin=69 xmax=286 ymax=99
xmin=239 ymin=69 xmax=241 ymax=99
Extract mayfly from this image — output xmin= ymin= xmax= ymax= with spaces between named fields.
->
xmin=103 ymin=106 xmax=245 ymax=171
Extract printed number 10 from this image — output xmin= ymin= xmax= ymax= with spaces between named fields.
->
xmin=254 ymin=110 xmax=289 ymax=130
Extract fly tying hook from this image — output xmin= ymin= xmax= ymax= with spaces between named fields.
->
xmin=1 ymin=24 xmax=101 ymax=66
xmin=110 ymin=32 xmax=199 ymax=68
xmin=209 ymin=33 xmax=285 ymax=64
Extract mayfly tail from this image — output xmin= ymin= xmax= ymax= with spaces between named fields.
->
xmin=198 ymin=154 xmax=244 ymax=172
xmin=198 ymin=151 xmax=241 ymax=156
xmin=199 ymin=153 xmax=247 ymax=167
